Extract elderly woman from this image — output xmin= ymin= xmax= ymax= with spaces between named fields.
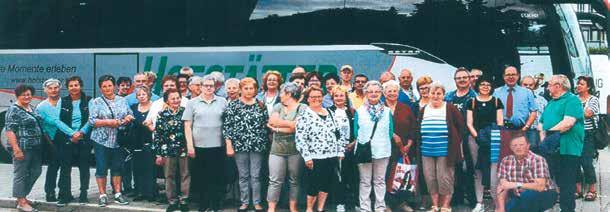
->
xmin=129 ymin=86 xmax=155 ymax=202
xmin=418 ymin=83 xmax=464 ymax=212
xmin=575 ymin=76 xmax=600 ymax=201
xmin=186 ymin=76 xmax=203 ymax=99
xmin=223 ymin=77 xmax=269 ymax=211
xmin=256 ymin=71 xmax=283 ymax=113
xmin=296 ymin=86 xmax=345 ymax=212
xmin=466 ymin=77 xmax=503 ymax=212
xmin=382 ymin=80 xmax=418 ymax=211
xmin=153 ymin=89 xmax=190 ymax=212
xmin=416 ymin=76 xmax=433 ymax=110
xmin=266 ymin=82 xmax=306 ymax=212
xmin=354 ymin=80 xmax=394 ymax=212
xmin=88 ymin=75 xmax=134 ymax=207
xmin=328 ymin=86 xmax=358 ymax=211
xmin=306 ymin=71 xmax=323 ymax=89
xmin=6 ymin=84 xmax=45 ymax=212
xmin=183 ymin=75 xmax=228 ymax=211
xmin=225 ymin=78 xmax=241 ymax=102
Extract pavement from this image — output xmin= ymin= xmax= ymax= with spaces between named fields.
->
xmin=1 ymin=149 xmax=609 ymax=212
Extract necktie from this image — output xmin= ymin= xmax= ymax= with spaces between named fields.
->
xmin=506 ymin=87 xmax=514 ymax=118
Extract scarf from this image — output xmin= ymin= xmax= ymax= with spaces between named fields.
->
xmin=365 ymin=100 xmax=385 ymax=122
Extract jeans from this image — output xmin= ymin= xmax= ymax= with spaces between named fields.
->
xmin=557 ymin=155 xmax=579 ymax=212
xmin=267 ymin=154 xmax=302 ymax=202
xmin=13 ymin=146 xmax=43 ymax=198
xmin=43 ymin=136 xmax=60 ymax=195
xmin=358 ymin=157 xmax=389 ymax=212
xmin=93 ymin=142 xmax=123 ymax=178
xmin=57 ymin=139 xmax=92 ymax=199
xmin=505 ymin=190 xmax=557 ymax=212
xmin=333 ymin=152 xmax=359 ymax=208
xmin=576 ymin=131 xmax=597 ymax=184
xmin=133 ymin=145 xmax=156 ymax=198
xmin=235 ymin=152 xmax=263 ymax=205
xmin=525 ymin=129 xmax=541 ymax=154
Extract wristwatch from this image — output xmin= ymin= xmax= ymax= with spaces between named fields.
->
xmin=516 ymin=182 xmax=523 ymax=190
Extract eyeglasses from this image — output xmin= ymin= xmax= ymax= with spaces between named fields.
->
xmin=479 ymin=83 xmax=491 ymax=87
xmin=202 ymin=84 xmax=215 ymax=88
xmin=308 ymin=95 xmax=323 ymax=99
xmin=418 ymin=86 xmax=430 ymax=90
xmin=504 ymin=73 xmax=518 ymax=77
xmin=354 ymin=80 xmax=367 ymax=83
xmin=454 ymin=76 xmax=469 ymax=80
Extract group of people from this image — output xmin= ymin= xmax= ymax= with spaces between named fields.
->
xmin=4 ymin=64 xmax=601 ymax=212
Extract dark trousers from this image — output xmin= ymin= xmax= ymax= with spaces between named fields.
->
xmin=194 ymin=147 xmax=224 ymax=210
xmin=333 ymin=153 xmax=359 ymax=208
xmin=304 ymin=157 xmax=337 ymax=196
xmin=122 ymin=148 xmax=135 ymax=192
xmin=43 ymin=137 xmax=60 ymax=195
xmin=57 ymin=139 xmax=92 ymax=199
xmin=133 ymin=145 xmax=156 ymax=198
xmin=576 ymin=131 xmax=597 ymax=184
xmin=451 ymin=135 xmax=476 ymax=207
xmin=557 ymin=155 xmax=579 ymax=212
xmin=505 ymin=190 xmax=557 ymax=212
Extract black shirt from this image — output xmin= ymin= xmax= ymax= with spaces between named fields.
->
xmin=467 ymin=97 xmax=504 ymax=131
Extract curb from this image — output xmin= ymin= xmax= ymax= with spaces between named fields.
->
xmin=0 ymin=197 xmax=165 ymax=212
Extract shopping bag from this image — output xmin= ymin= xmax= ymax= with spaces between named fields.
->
xmin=390 ymin=155 xmax=417 ymax=194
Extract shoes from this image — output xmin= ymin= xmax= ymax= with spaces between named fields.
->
xmin=114 ymin=193 xmax=130 ymax=205
xmin=471 ymin=203 xmax=484 ymax=212
xmin=166 ymin=203 xmax=180 ymax=212
xmin=45 ymin=193 xmax=57 ymax=202
xmin=98 ymin=195 xmax=108 ymax=207
xmin=336 ymin=204 xmax=345 ymax=212
xmin=56 ymin=198 xmax=70 ymax=207
xmin=16 ymin=204 xmax=38 ymax=212
xmin=399 ymin=203 xmax=415 ymax=212
xmin=79 ymin=193 xmax=88 ymax=204
xmin=180 ymin=203 xmax=190 ymax=212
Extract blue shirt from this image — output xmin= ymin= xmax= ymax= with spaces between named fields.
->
xmin=322 ymin=94 xmax=334 ymax=108
xmin=494 ymin=85 xmax=537 ymax=127
xmin=89 ymin=95 xmax=133 ymax=148
xmin=125 ymin=92 xmax=160 ymax=106
xmin=398 ymin=88 xmax=418 ymax=111
xmin=36 ymin=99 xmax=75 ymax=139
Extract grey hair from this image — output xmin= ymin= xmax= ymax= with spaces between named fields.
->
xmin=364 ymin=80 xmax=383 ymax=93
xmin=280 ymin=82 xmax=302 ymax=100
xmin=552 ymin=74 xmax=571 ymax=90
xmin=224 ymin=78 xmax=240 ymax=87
xmin=209 ymin=71 xmax=225 ymax=84
xmin=429 ymin=82 xmax=446 ymax=94
xmin=43 ymin=78 xmax=61 ymax=89
xmin=180 ymin=66 xmax=194 ymax=76
xmin=382 ymin=80 xmax=400 ymax=91
xmin=188 ymin=76 xmax=203 ymax=86
xmin=202 ymin=75 xmax=216 ymax=84
xmin=133 ymin=85 xmax=152 ymax=99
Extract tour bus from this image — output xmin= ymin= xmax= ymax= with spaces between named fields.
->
xmin=0 ymin=1 xmax=606 ymax=161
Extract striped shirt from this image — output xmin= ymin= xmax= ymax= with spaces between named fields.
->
xmin=582 ymin=96 xmax=599 ymax=130
xmin=421 ymin=104 xmax=448 ymax=157
xmin=491 ymin=128 xmax=501 ymax=163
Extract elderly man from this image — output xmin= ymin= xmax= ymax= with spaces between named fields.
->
xmin=398 ymin=69 xmax=417 ymax=110
xmin=209 ymin=71 xmax=227 ymax=98
xmin=125 ymin=73 xmax=160 ymax=106
xmin=495 ymin=136 xmax=557 ymax=212
xmin=379 ymin=71 xmax=396 ymax=84
xmin=494 ymin=66 xmax=537 ymax=160
xmin=540 ymin=74 xmax=584 ymax=212
xmin=521 ymin=76 xmax=547 ymax=154
xmin=444 ymin=68 xmax=477 ymax=208
xmin=339 ymin=65 xmax=354 ymax=91
xmin=469 ymin=69 xmax=482 ymax=87
xmin=187 ymin=76 xmax=203 ymax=99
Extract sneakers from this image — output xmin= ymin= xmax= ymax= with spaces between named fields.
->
xmin=336 ymin=204 xmax=346 ymax=212
xmin=114 ymin=193 xmax=130 ymax=205
xmin=98 ymin=195 xmax=108 ymax=207
xmin=471 ymin=203 xmax=484 ymax=212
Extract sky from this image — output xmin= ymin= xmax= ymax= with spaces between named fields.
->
xmin=250 ymin=0 xmax=425 ymax=19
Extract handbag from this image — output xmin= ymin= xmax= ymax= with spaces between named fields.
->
xmin=390 ymin=155 xmax=418 ymax=194
xmin=101 ymin=97 xmax=132 ymax=148
xmin=354 ymin=119 xmax=379 ymax=164
xmin=593 ymin=115 xmax=609 ymax=150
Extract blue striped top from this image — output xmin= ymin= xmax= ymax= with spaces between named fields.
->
xmin=491 ymin=129 xmax=501 ymax=163
xmin=421 ymin=105 xmax=449 ymax=157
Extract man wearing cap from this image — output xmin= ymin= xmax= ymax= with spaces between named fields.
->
xmin=339 ymin=65 xmax=354 ymax=91
xmin=36 ymin=79 xmax=63 ymax=203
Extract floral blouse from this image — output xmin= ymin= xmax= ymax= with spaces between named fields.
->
xmin=222 ymin=100 xmax=269 ymax=152
xmin=153 ymin=107 xmax=187 ymax=157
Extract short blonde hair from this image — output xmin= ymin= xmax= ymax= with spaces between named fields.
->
xmin=262 ymin=70 xmax=284 ymax=91
xmin=240 ymin=77 xmax=259 ymax=92
xmin=416 ymin=75 xmax=433 ymax=88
